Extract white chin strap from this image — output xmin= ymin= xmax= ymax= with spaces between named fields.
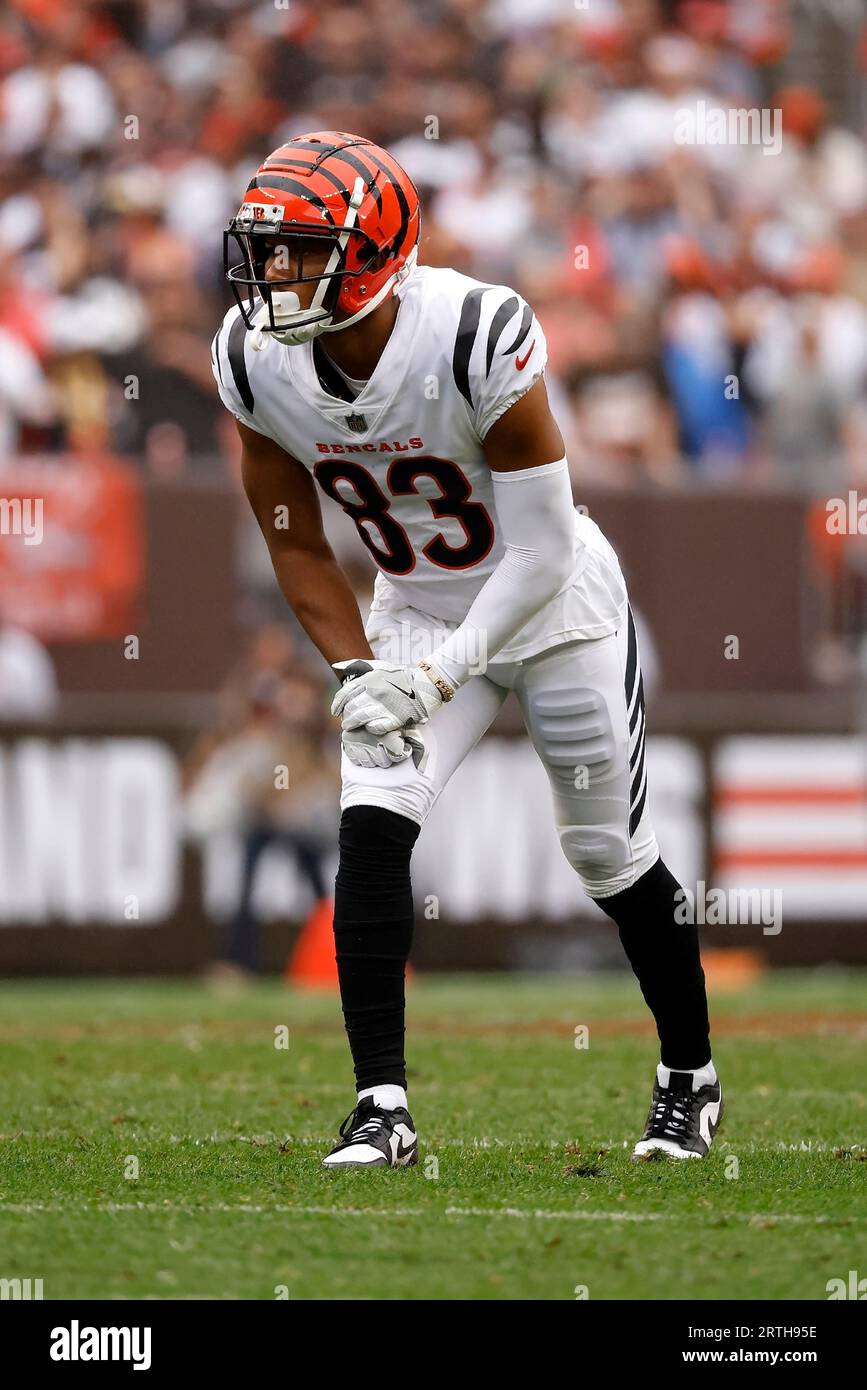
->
xmin=250 ymin=177 xmax=417 ymax=347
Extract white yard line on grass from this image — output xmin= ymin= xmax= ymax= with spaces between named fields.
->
xmin=0 ymin=1201 xmax=860 ymax=1226
xmin=3 ymin=1131 xmax=861 ymax=1154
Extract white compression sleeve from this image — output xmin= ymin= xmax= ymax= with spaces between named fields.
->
xmin=427 ymin=456 xmax=577 ymax=689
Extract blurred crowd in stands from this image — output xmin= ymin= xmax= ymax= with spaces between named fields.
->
xmin=2 ymin=0 xmax=867 ymax=494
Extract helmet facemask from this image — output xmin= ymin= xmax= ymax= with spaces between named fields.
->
xmin=224 ymin=180 xmax=387 ymax=345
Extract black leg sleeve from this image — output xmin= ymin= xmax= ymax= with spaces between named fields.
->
xmin=332 ymin=805 xmax=420 ymax=1090
xmin=592 ymin=857 xmax=711 ymax=1070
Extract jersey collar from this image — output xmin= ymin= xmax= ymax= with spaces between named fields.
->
xmin=291 ymin=271 xmax=423 ymax=436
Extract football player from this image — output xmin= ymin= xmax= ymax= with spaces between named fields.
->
xmin=212 ymin=132 xmax=722 ymax=1167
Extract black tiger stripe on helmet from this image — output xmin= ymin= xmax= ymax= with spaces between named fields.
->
xmin=224 ymin=131 xmax=421 ymax=341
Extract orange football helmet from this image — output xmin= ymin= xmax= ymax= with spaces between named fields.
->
xmin=224 ymin=131 xmax=421 ymax=345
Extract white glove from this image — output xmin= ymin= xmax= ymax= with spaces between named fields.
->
xmin=340 ymin=725 xmax=415 ymax=770
xmin=331 ymin=659 xmax=454 ymax=737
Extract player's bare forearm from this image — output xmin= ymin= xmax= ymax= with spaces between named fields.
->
xmin=236 ymin=419 xmax=372 ymax=666
xmin=272 ymin=549 xmax=373 ymax=665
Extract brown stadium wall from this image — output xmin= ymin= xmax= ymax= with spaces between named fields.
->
xmin=0 ymin=725 xmax=864 ymax=974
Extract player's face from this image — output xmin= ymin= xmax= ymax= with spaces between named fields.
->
xmin=262 ymin=236 xmax=336 ymax=311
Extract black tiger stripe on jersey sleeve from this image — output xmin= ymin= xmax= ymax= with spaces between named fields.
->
xmin=502 ymin=302 xmax=533 ymax=355
xmin=226 ymin=312 xmax=255 ymax=414
xmin=484 ymin=295 xmax=519 ymax=377
xmin=452 ymin=287 xmax=488 ymax=408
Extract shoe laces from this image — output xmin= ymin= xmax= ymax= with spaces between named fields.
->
xmin=339 ymin=1103 xmax=389 ymax=1144
xmin=647 ymin=1082 xmax=694 ymax=1140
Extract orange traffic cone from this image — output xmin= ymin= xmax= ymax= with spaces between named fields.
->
xmin=287 ymin=896 xmax=338 ymax=989
xmin=286 ymin=896 xmax=415 ymax=989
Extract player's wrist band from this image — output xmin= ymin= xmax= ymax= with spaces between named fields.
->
xmin=417 ymin=660 xmax=456 ymax=702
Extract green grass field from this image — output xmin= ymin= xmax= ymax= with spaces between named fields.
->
xmin=0 ymin=971 xmax=865 ymax=1301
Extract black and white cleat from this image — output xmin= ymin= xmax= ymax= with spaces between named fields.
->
xmin=632 ymin=1065 xmax=723 ymax=1160
xmin=322 ymin=1097 xmax=418 ymax=1169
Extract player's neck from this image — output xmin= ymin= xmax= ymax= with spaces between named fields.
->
xmin=320 ymin=297 xmax=399 ymax=382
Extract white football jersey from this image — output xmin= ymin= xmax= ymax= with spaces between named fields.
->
xmin=212 ymin=264 xmax=626 ymax=661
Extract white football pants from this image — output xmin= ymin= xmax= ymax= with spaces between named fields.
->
xmin=340 ymin=598 xmax=660 ymax=899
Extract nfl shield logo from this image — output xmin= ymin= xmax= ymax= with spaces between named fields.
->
xmin=345 ymin=412 xmax=367 ymax=434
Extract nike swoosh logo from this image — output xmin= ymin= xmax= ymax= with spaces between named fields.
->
xmin=515 ymin=341 xmax=535 ymax=370
xmin=389 ymin=1126 xmax=417 ymax=1164
xmin=699 ymin=1098 xmax=721 ymax=1147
